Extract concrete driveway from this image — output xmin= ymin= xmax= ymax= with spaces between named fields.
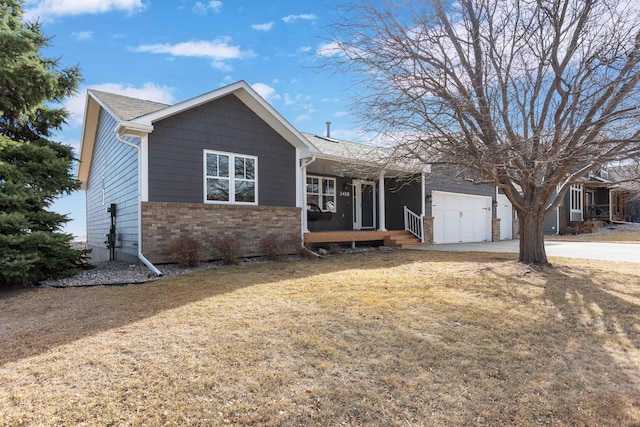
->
xmin=418 ymin=239 xmax=640 ymax=263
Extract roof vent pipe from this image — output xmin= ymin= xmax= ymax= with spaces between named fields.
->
xmin=326 ymin=121 xmax=331 ymax=138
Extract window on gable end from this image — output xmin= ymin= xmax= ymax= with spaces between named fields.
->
xmin=204 ymin=150 xmax=257 ymax=205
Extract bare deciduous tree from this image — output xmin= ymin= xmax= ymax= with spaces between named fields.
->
xmin=325 ymin=0 xmax=640 ymax=264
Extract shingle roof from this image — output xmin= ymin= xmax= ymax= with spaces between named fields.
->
xmin=301 ymin=132 xmax=423 ymax=173
xmin=301 ymin=132 xmax=386 ymax=162
xmin=89 ymin=90 xmax=170 ymax=121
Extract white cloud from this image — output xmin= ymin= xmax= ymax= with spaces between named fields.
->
xmin=25 ymin=0 xmax=145 ymax=21
xmin=284 ymin=93 xmax=302 ymax=106
xmin=252 ymin=21 xmax=274 ymax=31
xmin=282 ymin=13 xmax=317 ymax=23
xmin=316 ymin=41 xmax=342 ymax=58
xmin=295 ymin=114 xmax=311 ymax=121
xmin=72 ymin=31 xmax=93 ymax=40
xmin=251 ymin=83 xmax=281 ymax=102
xmin=334 ymin=111 xmax=349 ymax=117
xmin=65 ymin=82 xmax=176 ymax=126
xmin=133 ymin=38 xmax=250 ymax=70
xmin=298 ymin=46 xmax=312 ymax=53
xmin=193 ymin=0 xmax=222 ymax=14
xmin=192 ymin=2 xmax=206 ymax=14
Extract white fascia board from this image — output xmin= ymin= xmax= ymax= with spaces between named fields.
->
xmin=77 ymin=95 xmax=101 ymax=187
xmin=79 ymin=91 xmax=145 ymax=188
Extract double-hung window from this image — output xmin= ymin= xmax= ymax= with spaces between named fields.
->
xmin=306 ymin=175 xmax=336 ymax=212
xmin=204 ymin=150 xmax=257 ymax=204
xmin=570 ymin=184 xmax=583 ymax=221
xmin=570 ymin=184 xmax=582 ymax=212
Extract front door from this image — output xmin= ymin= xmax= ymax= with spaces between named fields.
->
xmin=353 ymin=180 xmax=376 ymax=230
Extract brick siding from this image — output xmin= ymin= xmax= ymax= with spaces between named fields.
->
xmin=492 ymin=218 xmax=501 ymax=242
xmin=423 ymin=216 xmax=434 ymax=244
xmin=141 ymin=202 xmax=301 ymax=263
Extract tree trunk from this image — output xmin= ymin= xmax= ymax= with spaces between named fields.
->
xmin=518 ymin=209 xmax=549 ymax=265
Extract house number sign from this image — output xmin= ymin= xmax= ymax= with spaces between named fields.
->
xmin=340 ymin=191 xmax=350 ymax=197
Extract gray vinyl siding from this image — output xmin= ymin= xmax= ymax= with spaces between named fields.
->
xmin=385 ymin=176 xmax=421 ymax=230
xmin=85 ymin=109 xmax=139 ymax=263
xmin=307 ymin=175 xmax=354 ymax=232
xmin=305 ymin=175 xmax=421 ymax=232
xmin=424 ymin=165 xmax=496 ymax=217
xmin=543 ymin=208 xmax=559 ymax=234
xmin=148 ymin=94 xmax=296 ymax=206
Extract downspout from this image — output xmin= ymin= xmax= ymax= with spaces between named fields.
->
xmin=609 ymin=190 xmax=613 ymax=222
xmin=114 ymin=129 xmax=162 ymax=277
xmin=300 ymin=155 xmax=317 ymax=233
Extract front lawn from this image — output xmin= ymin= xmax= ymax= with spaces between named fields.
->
xmin=1 ymin=251 xmax=639 ymax=426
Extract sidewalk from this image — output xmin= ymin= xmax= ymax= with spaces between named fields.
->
xmin=417 ymin=240 xmax=640 ymax=263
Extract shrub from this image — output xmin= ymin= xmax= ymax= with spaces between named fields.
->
xmin=167 ymin=235 xmax=206 ymax=268
xmin=215 ymin=236 xmax=241 ymax=265
xmin=261 ymin=234 xmax=285 ymax=261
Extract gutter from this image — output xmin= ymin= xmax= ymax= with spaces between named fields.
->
xmin=114 ymin=127 xmax=162 ymax=277
xmin=301 ymin=154 xmax=317 ymax=169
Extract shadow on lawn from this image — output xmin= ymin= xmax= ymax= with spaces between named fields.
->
xmin=541 ymin=266 xmax=640 ymax=352
xmin=1 ymin=250 xmax=639 ymax=424
xmin=0 ymin=250 xmax=453 ymax=365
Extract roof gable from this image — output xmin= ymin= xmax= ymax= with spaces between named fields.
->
xmin=89 ymin=90 xmax=169 ymax=121
xmin=77 ymin=81 xmax=318 ymax=186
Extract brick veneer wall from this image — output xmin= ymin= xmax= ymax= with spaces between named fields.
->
xmin=142 ymin=202 xmax=301 ymax=263
xmin=492 ymin=218 xmax=501 ymax=242
xmin=423 ymin=216 xmax=434 ymax=244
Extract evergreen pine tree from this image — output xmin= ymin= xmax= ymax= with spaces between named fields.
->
xmin=0 ymin=0 xmax=82 ymax=286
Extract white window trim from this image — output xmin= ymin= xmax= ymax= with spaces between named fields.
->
xmin=307 ymin=175 xmax=337 ymax=212
xmin=570 ymin=184 xmax=583 ymax=214
xmin=203 ymin=149 xmax=258 ymax=205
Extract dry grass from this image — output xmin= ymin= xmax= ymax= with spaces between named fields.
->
xmin=547 ymin=231 xmax=640 ymax=242
xmin=1 ymin=251 xmax=639 ymax=426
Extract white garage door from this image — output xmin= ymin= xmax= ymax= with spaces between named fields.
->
xmin=432 ymin=191 xmax=492 ymax=244
xmin=497 ymin=194 xmax=513 ymax=240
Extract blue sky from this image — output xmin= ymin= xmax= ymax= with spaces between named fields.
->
xmin=28 ymin=0 xmax=358 ymax=238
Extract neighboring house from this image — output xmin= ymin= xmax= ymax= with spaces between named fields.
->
xmin=543 ymin=168 xmax=640 ymax=235
xmin=78 ymin=81 xmax=512 ymax=271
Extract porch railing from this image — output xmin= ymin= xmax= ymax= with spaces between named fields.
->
xmin=404 ymin=206 xmax=424 ymax=243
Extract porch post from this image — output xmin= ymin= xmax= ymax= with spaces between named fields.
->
xmin=421 ymin=172 xmax=426 ymax=217
xmin=378 ymin=172 xmax=387 ymax=231
xmin=302 ymin=162 xmax=309 ymax=233
xmin=609 ymin=190 xmax=613 ymax=222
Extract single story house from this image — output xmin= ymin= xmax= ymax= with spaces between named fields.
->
xmin=77 ymin=81 xmax=513 ymax=273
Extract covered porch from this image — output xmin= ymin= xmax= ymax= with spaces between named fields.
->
xmin=583 ymin=184 xmax=628 ymax=222
xmin=298 ymin=133 xmax=428 ymax=245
